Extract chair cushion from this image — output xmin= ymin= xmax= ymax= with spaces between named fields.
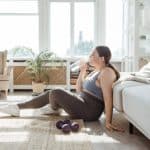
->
xmin=122 ymin=85 xmax=150 ymax=138
xmin=0 ymin=75 xmax=9 ymax=80
xmin=0 ymin=80 xmax=9 ymax=90
xmin=0 ymin=52 xmax=3 ymax=74
xmin=0 ymin=51 xmax=7 ymax=74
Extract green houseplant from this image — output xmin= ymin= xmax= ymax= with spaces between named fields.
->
xmin=26 ymin=50 xmax=56 ymax=94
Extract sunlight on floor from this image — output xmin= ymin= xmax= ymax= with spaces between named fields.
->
xmin=0 ymin=118 xmax=37 ymax=127
xmin=0 ymin=95 xmax=32 ymax=102
xmin=89 ymin=134 xmax=120 ymax=143
xmin=54 ymin=133 xmax=90 ymax=142
xmin=0 ymin=91 xmax=32 ymax=102
xmin=54 ymin=132 xmax=120 ymax=144
xmin=0 ymin=131 xmax=29 ymax=142
xmin=82 ymin=127 xmax=92 ymax=132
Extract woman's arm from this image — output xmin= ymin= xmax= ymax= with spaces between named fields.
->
xmin=100 ymin=68 xmax=124 ymax=132
xmin=75 ymin=62 xmax=88 ymax=93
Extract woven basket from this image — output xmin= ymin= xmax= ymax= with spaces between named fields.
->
xmin=32 ymin=81 xmax=46 ymax=94
xmin=47 ymin=67 xmax=66 ymax=84
xmin=14 ymin=66 xmax=67 ymax=85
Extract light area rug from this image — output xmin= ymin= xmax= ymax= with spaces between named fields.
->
xmin=0 ymin=117 xmax=93 ymax=150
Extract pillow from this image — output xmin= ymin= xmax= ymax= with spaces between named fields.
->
xmin=132 ymin=62 xmax=150 ymax=78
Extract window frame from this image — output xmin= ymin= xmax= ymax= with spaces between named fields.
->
xmin=49 ymin=0 xmax=96 ymax=58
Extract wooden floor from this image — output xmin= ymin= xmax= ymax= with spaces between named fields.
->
xmin=0 ymin=91 xmax=150 ymax=150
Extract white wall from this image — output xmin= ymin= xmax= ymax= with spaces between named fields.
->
xmin=124 ymin=0 xmax=150 ymax=71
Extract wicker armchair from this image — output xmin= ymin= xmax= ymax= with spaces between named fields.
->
xmin=0 ymin=50 xmax=11 ymax=97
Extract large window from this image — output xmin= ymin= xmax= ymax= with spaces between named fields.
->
xmin=0 ymin=0 xmax=38 ymax=58
xmin=50 ymin=2 xmax=70 ymax=57
xmin=74 ymin=2 xmax=94 ymax=56
xmin=105 ymin=0 xmax=123 ymax=58
xmin=50 ymin=1 xmax=95 ymax=57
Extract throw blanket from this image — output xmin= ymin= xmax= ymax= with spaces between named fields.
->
xmin=113 ymin=62 xmax=150 ymax=86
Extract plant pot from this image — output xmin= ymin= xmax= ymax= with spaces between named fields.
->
xmin=32 ymin=81 xmax=46 ymax=94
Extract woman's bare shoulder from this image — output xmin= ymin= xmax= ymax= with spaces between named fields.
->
xmin=99 ymin=67 xmax=116 ymax=81
xmin=102 ymin=67 xmax=114 ymax=74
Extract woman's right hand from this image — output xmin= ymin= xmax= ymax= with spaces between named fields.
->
xmin=106 ymin=123 xmax=125 ymax=132
xmin=79 ymin=59 xmax=88 ymax=73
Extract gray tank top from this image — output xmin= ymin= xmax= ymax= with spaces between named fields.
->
xmin=82 ymin=71 xmax=103 ymax=101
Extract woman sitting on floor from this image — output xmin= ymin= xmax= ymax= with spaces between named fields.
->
xmin=0 ymin=46 xmax=124 ymax=132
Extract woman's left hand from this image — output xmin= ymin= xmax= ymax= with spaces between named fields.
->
xmin=106 ymin=123 xmax=125 ymax=132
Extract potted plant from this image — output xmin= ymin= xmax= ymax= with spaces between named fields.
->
xmin=26 ymin=50 xmax=56 ymax=94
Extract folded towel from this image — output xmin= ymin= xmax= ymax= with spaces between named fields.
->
xmin=113 ymin=62 xmax=150 ymax=86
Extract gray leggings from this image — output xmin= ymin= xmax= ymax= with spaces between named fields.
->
xmin=18 ymin=89 xmax=104 ymax=121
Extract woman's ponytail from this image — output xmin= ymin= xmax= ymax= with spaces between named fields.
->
xmin=107 ymin=63 xmax=120 ymax=80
